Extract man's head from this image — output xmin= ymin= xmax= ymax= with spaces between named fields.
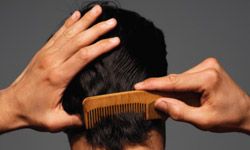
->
xmin=61 ymin=2 xmax=168 ymax=150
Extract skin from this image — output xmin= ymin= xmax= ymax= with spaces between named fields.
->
xmin=135 ymin=58 xmax=250 ymax=134
xmin=69 ymin=130 xmax=164 ymax=150
xmin=0 ymin=5 xmax=120 ymax=134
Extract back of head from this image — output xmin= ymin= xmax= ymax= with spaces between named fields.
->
xmin=61 ymin=1 xmax=168 ymax=150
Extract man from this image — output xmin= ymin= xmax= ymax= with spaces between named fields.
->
xmin=0 ymin=0 xmax=249 ymax=143
xmin=61 ymin=2 xmax=168 ymax=150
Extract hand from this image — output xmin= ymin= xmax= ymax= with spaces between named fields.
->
xmin=0 ymin=5 xmax=120 ymax=133
xmin=135 ymin=58 xmax=250 ymax=133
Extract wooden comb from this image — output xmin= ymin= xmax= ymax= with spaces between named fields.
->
xmin=82 ymin=90 xmax=166 ymax=129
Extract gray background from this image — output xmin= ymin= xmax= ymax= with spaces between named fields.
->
xmin=0 ymin=0 xmax=249 ymax=149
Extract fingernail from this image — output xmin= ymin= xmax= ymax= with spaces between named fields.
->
xmin=134 ymin=82 xmax=144 ymax=89
xmin=106 ymin=18 xmax=116 ymax=26
xmin=110 ymin=37 xmax=120 ymax=43
xmin=91 ymin=5 xmax=101 ymax=14
xmin=71 ymin=11 xmax=79 ymax=19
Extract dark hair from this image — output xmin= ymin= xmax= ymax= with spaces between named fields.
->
xmin=61 ymin=1 xmax=168 ymax=150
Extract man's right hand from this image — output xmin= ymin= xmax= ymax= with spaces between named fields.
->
xmin=0 ymin=5 xmax=120 ymax=133
xmin=135 ymin=58 xmax=250 ymax=133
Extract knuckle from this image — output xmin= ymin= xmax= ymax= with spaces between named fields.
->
xmin=97 ymin=40 xmax=109 ymax=50
xmin=94 ymin=22 xmax=109 ymax=33
xmin=204 ymin=69 xmax=220 ymax=85
xmin=99 ymin=21 xmax=108 ymax=28
xmin=63 ymin=29 xmax=75 ymax=39
xmin=206 ymin=57 xmax=218 ymax=64
xmin=91 ymin=42 xmax=103 ymax=53
xmin=204 ymin=57 xmax=221 ymax=70
xmin=74 ymin=35 xmax=84 ymax=45
xmin=103 ymin=38 xmax=112 ymax=44
xmin=170 ymin=107 xmax=183 ymax=121
xmin=96 ymin=39 xmax=113 ymax=49
xmin=82 ymin=15 xmax=93 ymax=26
xmin=38 ymin=56 xmax=53 ymax=70
xmin=79 ymin=48 xmax=91 ymax=61
xmin=165 ymin=74 xmax=179 ymax=85
xmin=47 ymin=69 xmax=65 ymax=85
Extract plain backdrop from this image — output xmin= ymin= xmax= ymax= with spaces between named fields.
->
xmin=0 ymin=0 xmax=249 ymax=149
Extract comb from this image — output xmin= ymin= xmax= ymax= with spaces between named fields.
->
xmin=82 ymin=90 xmax=166 ymax=129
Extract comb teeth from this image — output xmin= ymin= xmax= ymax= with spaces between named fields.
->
xmin=87 ymin=103 xmax=147 ymax=129
xmin=83 ymin=91 xmax=165 ymax=129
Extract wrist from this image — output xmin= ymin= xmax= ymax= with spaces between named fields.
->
xmin=0 ymin=87 xmax=28 ymax=133
xmin=239 ymin=94 xmax=250 ymax=134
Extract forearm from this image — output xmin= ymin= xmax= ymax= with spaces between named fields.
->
xmin=0 ymin=88 xmax=27 ymax=134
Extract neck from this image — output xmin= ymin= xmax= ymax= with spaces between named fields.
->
xmin=67 ymin=129 xmax=165 ymax=150
xmin=68 ymin=131 xmax=92 ymax=150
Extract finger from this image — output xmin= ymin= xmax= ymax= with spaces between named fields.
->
xmin=58 ymin=18 xmax=117 ymax=60
xmin=60 ymin=113 xmax=83 ymax=127
xmin=155 ymin=98 xmax=209 ymax=127
xmin=60 ymin=37 xmax=120 ymax=81
xmin=183 ymin=57 xmax=221 ymax=74
xmin=43 ymin=11 xmax=81 ymax=49
xmin=67 ymin=5 xmax=102 ymax=35
xmin=134 ymin=71 xmax=213 ymax=92
xmin=53 ymin=5 xmax=102 ymax=48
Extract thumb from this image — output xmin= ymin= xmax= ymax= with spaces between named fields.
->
xmin=155 ymin=98 xmax=206 ymax=126
xmin=61 ymin=113 xmax=83 ymax=127
xmin=44 ymin=111 xmax=83 ymax=132
xmin=55 ymin=110 xmax=83 ymax=130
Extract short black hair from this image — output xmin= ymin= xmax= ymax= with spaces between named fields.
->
xmin=61 ymin=1 xmax=168 ymax=150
